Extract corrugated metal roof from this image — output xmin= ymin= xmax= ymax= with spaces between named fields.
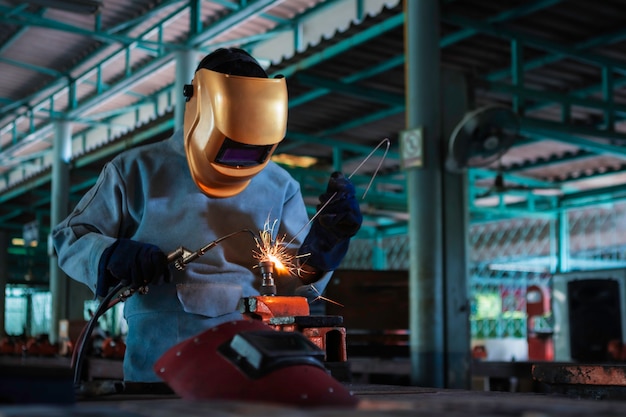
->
xmin=4 ymin=0 xmax=626 ymax=281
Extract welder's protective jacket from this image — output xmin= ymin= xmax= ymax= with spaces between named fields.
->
xmin=52 ymin=129 xmax=327 ymax=382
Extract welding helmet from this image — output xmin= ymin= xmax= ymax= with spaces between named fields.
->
xmin=154 ymin=319 xmax=358 ymax=408
xmin=183 ymin=48 xmax=288 ymax=198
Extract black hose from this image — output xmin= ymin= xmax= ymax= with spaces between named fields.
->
xmin=72 ymin=282 xmax=124 ymax=388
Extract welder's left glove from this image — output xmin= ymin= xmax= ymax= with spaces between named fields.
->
xmin=298 ymin=172 xmax=362 ymax=283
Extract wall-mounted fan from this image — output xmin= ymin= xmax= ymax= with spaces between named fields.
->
xmin=445 ymin=105 xmax=520 ymax=173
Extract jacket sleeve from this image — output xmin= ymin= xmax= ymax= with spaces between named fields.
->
xmin=51 ymin=162 xmax=129 ymax=295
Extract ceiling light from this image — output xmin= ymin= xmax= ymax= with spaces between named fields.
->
xmin=271 ymin=154 xmax=318 ymax=168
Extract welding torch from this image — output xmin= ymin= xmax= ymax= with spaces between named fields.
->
xmin=166 ymin=228 xmax=257 ymax=271
xmin=110 ymin=228 xmax=258 ymax=301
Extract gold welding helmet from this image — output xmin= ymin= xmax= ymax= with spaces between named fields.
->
xmin=183 ymin=65 xmax=288 ymax=198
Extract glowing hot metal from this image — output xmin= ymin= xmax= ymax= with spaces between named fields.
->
xmin=253 ymin=219 xmax=310 ymax=277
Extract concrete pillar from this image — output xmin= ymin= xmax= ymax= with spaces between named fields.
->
xmin=404 ymin=0 xmax=443 ymax=387
xmin=49 ymin=120 xmax=72 ymax=344
xmin=174 ymin=49 xmax=198 ymax=131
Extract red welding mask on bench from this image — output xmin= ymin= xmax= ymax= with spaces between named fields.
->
xmin=154 ymin=320 xmax=358 ymax=408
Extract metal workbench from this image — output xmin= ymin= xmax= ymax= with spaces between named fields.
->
xmin=3 ymin=383 xmax=626 ymax=416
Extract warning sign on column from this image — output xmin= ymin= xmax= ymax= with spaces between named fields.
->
xmin=400 ymin=127 xmax=423 ymax=169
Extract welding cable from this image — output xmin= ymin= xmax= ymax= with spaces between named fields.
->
xmin=72 ymin=282 xmax=124 ymax=389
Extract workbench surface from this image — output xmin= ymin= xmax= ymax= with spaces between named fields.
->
xmin=3 ymin=384 xmax=626 ymax=417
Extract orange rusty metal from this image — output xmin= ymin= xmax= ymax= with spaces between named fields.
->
xmin=239 ymin=295 xmax=348 ymax=364
xmin=533 ymin=364 xmax=626 ymax=386
xmin=238 ymin=295 xmax=310 ymax=321
xmin=268 ymin=319 xmax=348 ymax=363
xmin=302 ymin=327 xmax=347 ymax=362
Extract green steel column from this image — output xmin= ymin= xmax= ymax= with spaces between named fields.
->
xmin=373 ymin=233 xmax=388 ymax=270
xmin=441 ymin=69 xmax=471 ymax=389
xmin=404 ymin=0 xmax=444 ymax=387
xmin=175 ymin=49 xmax=197 ymax=131
xmin=549 ymin=215 xmax=558 ymax=273
xmin=49 ymin=120 xmax=72 ymax=344
xmin=557 ymin=207 xmax=570 ymax=273
xmin=0 ymin=231 xmax=6 ymax=338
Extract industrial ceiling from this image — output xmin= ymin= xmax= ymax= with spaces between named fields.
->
xmin=2 ymin=0 xmax=626 ymax=284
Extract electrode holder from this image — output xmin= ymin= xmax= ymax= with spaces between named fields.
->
xmin=259 ymin=260 xmax=276 ymax=296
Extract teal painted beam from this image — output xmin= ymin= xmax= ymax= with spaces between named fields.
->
xmin=0 ymin=118 xmax=173 ymax=204
xmin=0 ymin=53 xmax=169 ymax=162
xmin=0 ymin=1 xmax=352 ymax=202
xmin=0 ymin=5 xmax=182 ymax=51
xmin=284 ymin=130 xmax=400 ymax=159
xmin=0 ymin=1 xmax=310 ymax=135
xmin=74 ymin=119 xmax=175 ymax=169
xmin=294 ymin=73 xmax=404 ymax=106
xmin=485 ymin=80 xmax=626 ymax=117
xmin=0 ymin=57 xmax=63 ymax=78
xmin=471 ymin=168 xmax=562 ymax=189
xmin=288 ymin=165 xmax=405 ymax=191
xmin=469 ymin=193 xmax=560 ymax=218
xmin=440 ymin=0 xmax=562 ymax=48
xmin=0 ymin=6 xmax=44 ymax=55
xmin=487 ymin=26 xmax=626 ymax=82
xmin=602 ymin=66 xmax=615 ymax=129
xmin=318 ymin=106 xmax=404 ymax=137
xmin=106 ymin=0 xmax=185 ymax=35
xmin=443 ymin=13 xmax=626 ymax=77
xmin=511 ymin=39 xmax=523 ymax=114
xmin=0 ymin=3 xmax=187 ymax=118
xmin=230 ymin=0 xmax=356 ymax=49
xmin=504 ymin=149 xmax=594 ymax=173
xmin=288 ymin=54 xmax=405 ymax=108
xmin=274 ymin=12 xmax=404 ymax=78
xmin=520 ymin=117 xmax=626 ymax=158
xmin=560 ymin=183 xmax=626 ymax=205
xmin=0 ymin=172 xmax=52 ymax=205
xmin=199 ymin=30 xmax=286 ymax=53
xmin=289 ymin=167 xmax=405 ymax=196
xmin=190 ymin=0 xmax=277 ymax=46
xmin=191 ymin=0 xmax=289 ymax=24
xmin=78 ymin=95 xmax=168 ymax=123
xmin=470 ymin=203 xmax=558 ymax=219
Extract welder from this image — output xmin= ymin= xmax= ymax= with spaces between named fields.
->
xmin=52 ymin=47 xmax=362 ymax=383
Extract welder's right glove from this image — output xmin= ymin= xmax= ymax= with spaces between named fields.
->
xmin=297 ymin=172 xmax=362 ymax=284
xmin=97 ymin=239 xmax=171 ymax=297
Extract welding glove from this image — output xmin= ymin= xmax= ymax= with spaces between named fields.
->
xmin=96 ymin=239 xmax=171 ymax=297
xmin=298 ymin=172 xmax=362 ymax=282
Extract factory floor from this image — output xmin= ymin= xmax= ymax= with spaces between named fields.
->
xmin=3 ymin=383 xmax=626 ymax=416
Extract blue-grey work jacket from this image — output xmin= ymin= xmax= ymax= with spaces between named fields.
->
xmin=52 ymin=129 xmax=327 ymax=382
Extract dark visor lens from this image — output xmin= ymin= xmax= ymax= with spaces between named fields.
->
xmin=215 ymin=137 xmax=273 ymax=167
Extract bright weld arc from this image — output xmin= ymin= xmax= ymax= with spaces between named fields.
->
xmin=252 ymin=218 xmax=310 ymax=279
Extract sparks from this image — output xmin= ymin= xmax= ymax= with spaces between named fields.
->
xmin=253 ymin=217 xmax=343 ymax=306
xmin=253 ymin=219 xmax=302 ymax=276
xmin=309 ymin=284 xmax=344 ymax=307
